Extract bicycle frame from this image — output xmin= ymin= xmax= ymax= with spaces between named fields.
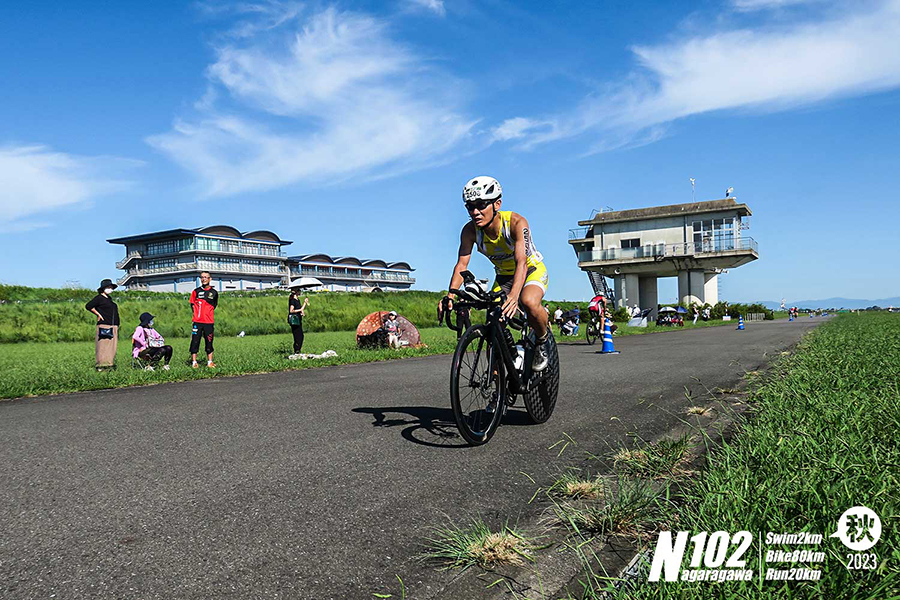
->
xmin=442 ymin=288 xmax=537 ymax=396
xmin=484 ymin=306 xmax=536 ymax=395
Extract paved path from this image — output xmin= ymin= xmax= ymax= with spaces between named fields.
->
xmin=0 ymin=319 xmax=821 ymax=599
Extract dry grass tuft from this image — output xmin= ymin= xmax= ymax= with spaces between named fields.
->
xmin=466 ymin=532 xmax=532 ymax=566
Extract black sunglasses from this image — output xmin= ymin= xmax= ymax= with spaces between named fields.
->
xmin=465 ymin=199 xmax=494 ymax=212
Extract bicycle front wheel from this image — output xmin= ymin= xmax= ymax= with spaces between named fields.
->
xmin=585 ymin=318 xmax=598 ymax=345
xmin=450 ymin=325 xmax=505 ymax=445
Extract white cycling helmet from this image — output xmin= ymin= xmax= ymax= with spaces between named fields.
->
xmin=463 ymin=176 xmax=502 ymax=204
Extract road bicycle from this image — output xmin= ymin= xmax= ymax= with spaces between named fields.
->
xmin=440 ymin=271 xmax=560 ymax=445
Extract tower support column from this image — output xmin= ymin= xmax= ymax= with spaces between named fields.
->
xmin=678 ymin=270 xmax=706 ymax=306
xmin=703 ymin=273 xmax=719 ymax=306
xmin=623 ymin=274 xmax=639 ymax=310
xmin=638 ymin=276 xmax=658 ymax=319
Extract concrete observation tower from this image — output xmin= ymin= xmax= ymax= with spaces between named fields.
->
xmin=568 ymin=199 xmax=758 ymax=319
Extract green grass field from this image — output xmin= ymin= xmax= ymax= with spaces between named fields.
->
xmin=0 ymin=327 xmax=462 ymax=399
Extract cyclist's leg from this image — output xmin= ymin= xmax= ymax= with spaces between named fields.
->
xmin=519 ymin=266 xmax=549 ymax=340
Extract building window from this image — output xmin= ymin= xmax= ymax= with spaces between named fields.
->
xmin=144 ymin=258 xmax=176 ymax=272
xmin=621 ymin=238 xmax=640 ymax=249
xmin=220 ymin=239 xmax=240 ymax=254
xmin=692 ymin=218 xmax=736 ymax=251
xmin=145 ymin=238 xmax=192 ymax=256
xmin=196 ymin=237 xmax=220 ymax=252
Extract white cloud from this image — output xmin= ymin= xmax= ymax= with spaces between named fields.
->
xmin=491 ymin=117 xmax=550 ymax=141
xmin=0 ymin=145 xmax=138 ymax=232
xmin=502 ymin=0 xmax=900 ymax=152
xmin=196 ymin=0 xmax=306 ymax=39
xmin=150 ymin=6 xmax=474 ymax=196
xmin=407 ymin=0 xmax=446 ymax=17
xmin=731 ymin=0 xmax=822 ymax=11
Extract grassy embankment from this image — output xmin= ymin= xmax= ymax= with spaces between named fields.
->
xmin=0 ymin=288 xmax=495 ymax=343
xmin=419 ymin=313 xmax=899 ymax=600
xmin=0 ymin=327 xmax=463 ymax=400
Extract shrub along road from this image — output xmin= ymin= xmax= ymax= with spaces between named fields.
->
xmin=0 ymin=319 xmax=822 ymax=599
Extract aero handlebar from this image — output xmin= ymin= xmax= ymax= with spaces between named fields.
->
xmin=440 ymin=287 xmax=527 ymax=331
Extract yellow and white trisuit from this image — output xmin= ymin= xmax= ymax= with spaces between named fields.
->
xmin=475 ymin=210 xmax=549 ymax=294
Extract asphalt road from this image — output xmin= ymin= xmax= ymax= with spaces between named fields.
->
xmin=0 ymin=318 xmax=822 ymax=599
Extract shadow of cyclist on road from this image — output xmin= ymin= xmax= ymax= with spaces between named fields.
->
xmin=352 ymin=406 xmax=532 ymax=448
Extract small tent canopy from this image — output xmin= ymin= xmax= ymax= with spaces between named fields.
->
xmin=356 ymin=311 xmax=422 ymax=348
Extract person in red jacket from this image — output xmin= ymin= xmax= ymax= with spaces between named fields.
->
xmin=189 ymin=271 xmax=218 ymax=368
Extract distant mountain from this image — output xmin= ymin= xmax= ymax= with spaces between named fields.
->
xmin=755 ymin=297 xmax=900 ymax=310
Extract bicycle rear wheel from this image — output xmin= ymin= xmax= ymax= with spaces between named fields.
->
xmin=524 ymin=332 xmax=560 ymax=424
xmin=450 ymin=325 xmax=505 ymax=445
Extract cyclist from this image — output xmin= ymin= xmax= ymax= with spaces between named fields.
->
xmin=588 ymin=291 xmax=608 ymax=326
xmin=442 ymin=176 xmax=551 ymax=371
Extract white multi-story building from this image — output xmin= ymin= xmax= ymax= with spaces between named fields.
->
xmin=108 ymin=226 xmax=415 ymax=293
xmin=287 ymin=254 xmax=415 ymax=292
xmin=568 ymin=199 xmax=758 ymax=317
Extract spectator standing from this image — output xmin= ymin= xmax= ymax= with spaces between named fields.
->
xmin=85 ymin=278 xmax=120 ymax=371
xmin=189 ymin=272 xmax=218 ymax=368
xmin=692 ymin=306 xmax=699 ymax=325
xmin=288 ymin=288 xmax=309 ymax=355
xmin=132 ymin=312 xmax=173 ymax=370
xmin=553 ymin=306 xmax=563 ymax=331
xmin=383 ymin=311 xmax=402 ymax=349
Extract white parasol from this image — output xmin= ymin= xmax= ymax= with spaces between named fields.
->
xmin=289 ymin=277 xmax=324 ymax=290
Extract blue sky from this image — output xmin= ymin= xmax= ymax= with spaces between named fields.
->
xmin=1 ymin=0 xmax=899 ymax=302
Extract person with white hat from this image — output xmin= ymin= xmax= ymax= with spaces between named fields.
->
xmin=383 ymin=311 xmax=402 ymax=349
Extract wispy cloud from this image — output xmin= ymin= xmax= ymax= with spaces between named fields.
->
xmin=490 ymin=117 xmax=550 ymax=142
xmin=150 ymin=5 xmax=474 ymax=197
xmin=500 ymin=0 xmax=900 ymax=153
xmin=731 ymin=0 xmax=823 ymax=11
xmin=0 ymin=145 xmax=138 ymax=232
xmin=407 ymin=0 xmax=446 ymax=17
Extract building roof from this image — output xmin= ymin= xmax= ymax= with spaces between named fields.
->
xmin=107 ymin=226 xmax=292 ymax=245
xmin=578 ymin=199 xmax=751 ymax=227
xmin=288 ymin=254 xmax=414 ymax=271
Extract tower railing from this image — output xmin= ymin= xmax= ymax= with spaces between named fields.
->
xmin=576 ymin=237 xmax=757 ymax=262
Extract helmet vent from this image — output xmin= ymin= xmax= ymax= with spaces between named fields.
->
xmin=485 ymin=184 xmax=494 ymax=195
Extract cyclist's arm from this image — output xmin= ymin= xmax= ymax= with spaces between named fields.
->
xmin=447 ymin=223 xmax=476 ymax=301
xmin=507 ymin=213 xmax=530 ymax=301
